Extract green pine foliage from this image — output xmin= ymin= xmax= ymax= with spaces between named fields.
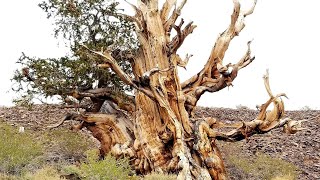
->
xmin=12 ymin=0 xmax=137 ymax=103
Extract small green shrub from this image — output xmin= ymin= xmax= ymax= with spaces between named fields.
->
xmin=0 ymin=123 xmax=43 ymax=174
xmin=228 ymin=152 xmax=298 ymax=180
xmin=63 ymin=149 xmax=134 ymax=180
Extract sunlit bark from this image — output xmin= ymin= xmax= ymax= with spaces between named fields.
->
xmin=56 ymin=0 xmax=305 ymax=179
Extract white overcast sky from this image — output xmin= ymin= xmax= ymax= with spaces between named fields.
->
xmin=0 ymin=0 xmax=319 ymax=110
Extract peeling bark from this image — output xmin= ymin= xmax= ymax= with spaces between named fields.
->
xmin=57 ymin=0 xmax=305 ymax=179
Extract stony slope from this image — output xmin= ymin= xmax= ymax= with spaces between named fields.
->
xmin=196 ymin=107 xmax=320 ymax=180
xmin=0 ymin=105 xmax=319 ymax=179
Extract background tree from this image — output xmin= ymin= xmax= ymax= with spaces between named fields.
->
xmin=13 ymin=0 xmax=306 ymax=179
xmin=12 ymin=0 xmax=137 ymax=110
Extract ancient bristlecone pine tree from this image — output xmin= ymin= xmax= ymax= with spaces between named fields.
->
xmin=50 ymin=0 xmax=304 ymax=179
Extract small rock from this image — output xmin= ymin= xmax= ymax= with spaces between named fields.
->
xmin=19 ymin=126 xmax=25 ymax=133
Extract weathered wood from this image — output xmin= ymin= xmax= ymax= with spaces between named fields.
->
xmin=67 ymin=0 xmax=305 ymax=179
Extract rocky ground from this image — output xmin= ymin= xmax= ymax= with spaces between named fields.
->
xmin=0 ymin=105 xmax=319 ymax=179
xmin=196 ymin=107 xmax=320 ymax=180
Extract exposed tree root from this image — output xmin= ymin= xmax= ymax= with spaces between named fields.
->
xmin=47 ymin=71 xmax=305 ymax=180
xmin=45 ymin=0 xmax=306 ymax=179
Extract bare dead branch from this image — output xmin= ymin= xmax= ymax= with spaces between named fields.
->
xmin=193 ymin=71 xmax=304 ymax=143
xmin=160 ymin=0 xmax=177 ymax=22
xmin=182 ymin=44 xmax=254 ymax=117
xmin=284 ymin=119 xmax=308 ymax=134
xmin=47 ymin=118 xmax=68 ymax=129
xmin=81 ymin=45 xmax=156 ymax=100
xmin=82 ymin=45 xmax=133 ymax=84
xmin=181 ymin=0 xmax=257 ymax=92
xmin=238 ymin=40 xmax=255 ymax=69
xmin=47 ymin=112 xmax=82 ymax=129
xmin=124 ymin=0 xmax=147 ymax=32
xmin=168 ymin=21 xmax=197 ymax=54
xmin=141 ymin=66 xmax=173 ymax=79
xmin=164 ymin=0 xmax=187 ymax=33
xmin=183 ymin=40 xmax=255 ymax=116
xmin=244 ymin=0 xmax=257 ymax=17
xmin=174 ymin=54 xmax=192 ymax=69
xmin=78 ymin=88 xmax=136 ymax=113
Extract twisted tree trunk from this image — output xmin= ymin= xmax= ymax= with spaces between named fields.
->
xmin=60 ymin=0 xmax=305 ymax=179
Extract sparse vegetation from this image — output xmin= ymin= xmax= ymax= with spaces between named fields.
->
xmin=1 ymin=104 xmax=317 ymax=179
xmin=0 ymin=122 xmax=176 ymax=180
xmin=0 ymin=120 xmax=97 ymax=178
xmin=63 ymin=149 xmax=134 ymax=180
xmin=228 ymin=152 xmax=298 ymax=180
xmin=219 ymin=142 xmax=298 ymax=180
xmin=219 ymin=141 xmax=298 ymax=180
xmin=143 ymin=172 xmax=177 ymax=180
xmin=23 ymin=166 xmax=62 ymax=180
xmin=271 ymin=175 xmax=297 ymax=180
xmin=42 ymin=129 xmax=95 ymax=162
xmin=0 ymin=173 xmax=17 ymax=180
xmin=0 ymin=122 xmax=43 ymax=174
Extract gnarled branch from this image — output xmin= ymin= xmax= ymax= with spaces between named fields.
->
xmin=183 ymin=40 xmax=255 ymax=116
xmin=76 ymin=88 xmax=135 ymax=113
xmin=160 ymin=0 xmax=177 ymax=23
xmin=194 ymin=71 xmax=305 ymax=143
xmin=164 ymin=0 xmax=187 ymax=33
xmin=181 ymin=0 xmax=257 ymax=92
xmin=168 ymin=20 xmax=197 ymax=54
xmin=81 ymin=45 xmax=155 ymax=100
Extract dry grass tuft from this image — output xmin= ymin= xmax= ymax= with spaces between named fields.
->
xmin=142 ymin=172 xmax=177 ymax=180
xmin=0 ymin=122 xmax=43 ymax=174
xmin=219 ymin=142 xmax=298 ymax=180
xmin=23 ymin=166 xmax=62 ymax=180
xmin=62 ymin=149 xmax=135 ymax=180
